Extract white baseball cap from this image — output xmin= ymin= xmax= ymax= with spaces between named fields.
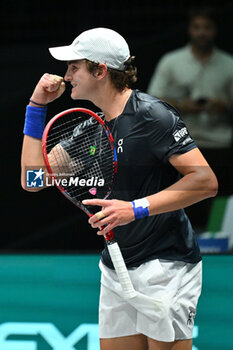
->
xmin=49 ymin=28 xmax=130 ymax=71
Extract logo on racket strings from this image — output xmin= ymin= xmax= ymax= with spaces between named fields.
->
xmin=90 ymin=146 xmax=96 ymax=155
xmin=89 ymin=187 xmax=97 ymax=195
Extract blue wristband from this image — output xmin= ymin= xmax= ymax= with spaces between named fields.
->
xmin=132 ymin=198 xmax=150 ymax=220
xmin=23 ymin=105 xmax=47 ymax=139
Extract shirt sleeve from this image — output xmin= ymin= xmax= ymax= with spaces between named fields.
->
xmin=146 ymin=101 xmax=197 ymax=163
xmin=147 ymin=55 xmax=173 ymax=97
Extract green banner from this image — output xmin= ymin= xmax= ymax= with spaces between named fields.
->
xmin=0 ymin=254 xmax=232 ymax=349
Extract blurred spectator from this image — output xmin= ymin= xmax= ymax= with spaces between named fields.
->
xmin=147 ymin=6 xmax=233 ymax=229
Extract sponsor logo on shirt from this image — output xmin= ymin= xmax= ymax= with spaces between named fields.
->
xmin=117 ymin=138 xmax=124 ymax=153
xmin=173 ymin=127 xmax=188 ymax=142
xmin=182 ymin=136 xmax=192 ymax=145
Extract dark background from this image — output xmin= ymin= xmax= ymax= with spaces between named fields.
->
xmin=1 ymin=0 xmax=233 ymax=252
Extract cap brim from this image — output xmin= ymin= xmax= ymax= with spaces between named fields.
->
xmin=49 ymin=45 xmax=85 ymax=61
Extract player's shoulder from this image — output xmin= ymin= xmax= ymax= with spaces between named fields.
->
xmin=134 ymin=90 xmax=179 ymax=129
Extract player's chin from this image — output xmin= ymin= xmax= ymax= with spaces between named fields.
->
xmin=71 ymin=88 xmax=84 ymax=100
xmin=71 ymin=91 xmax=80 ymax=100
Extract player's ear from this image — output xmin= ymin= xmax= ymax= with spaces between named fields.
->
xmin=93 ymin=63 xmax=108 ymax=80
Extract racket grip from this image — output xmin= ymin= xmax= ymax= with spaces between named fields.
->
xmin=107 ymin=242 xmax=137 ymax=299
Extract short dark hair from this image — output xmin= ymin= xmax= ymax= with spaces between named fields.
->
xmin=188 ymin=6 xmax=217 ymax=24
xmin=85 ymin=56 xmax=137 ymax=92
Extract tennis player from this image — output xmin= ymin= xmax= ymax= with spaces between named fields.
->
xmin=21 ymin=28 xmax=218 ymax=350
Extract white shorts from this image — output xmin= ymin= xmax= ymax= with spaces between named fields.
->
xmin=99 ymin=258 xmax=202 ymax=342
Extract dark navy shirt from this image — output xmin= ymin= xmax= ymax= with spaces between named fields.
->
xmin=102 ymin=90 xmax=201 ymax=268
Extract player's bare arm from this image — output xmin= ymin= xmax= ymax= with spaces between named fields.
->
xmin=30 ymin=73 xmax=66 ymax=105
xmin=21 ymin=73 xmax=66 ymax=191
xmin=146 ymin=147 xmax=218 ymax=215
xmin=21 ymin=139 xmax=71 ymax=191
xmin=85 ymin=148 xmax=218 ymax=235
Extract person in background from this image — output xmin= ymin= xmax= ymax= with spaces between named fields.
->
xmin=147 ymin=6 xmax=233 ymax=229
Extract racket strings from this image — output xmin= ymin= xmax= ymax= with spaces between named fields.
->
xmin=46 ymin=117 xmax=95 ymax=151
xmin=45 ymin=117 xmax=82 ymax=140
xmin=45 ymin=111 xmax=115 ymax=202
xmin=46 ymin=118 xmax=112 ymax=164
xmin=49 ymin=126 xmax=113 ymax=175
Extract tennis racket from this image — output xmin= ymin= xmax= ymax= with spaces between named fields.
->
xmin=42 ymin=108 xmax=136 ymax=299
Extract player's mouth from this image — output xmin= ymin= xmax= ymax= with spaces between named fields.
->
xmin=71 ymin=84 xmax=78 ymax=94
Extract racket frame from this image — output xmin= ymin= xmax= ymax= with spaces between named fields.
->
xmin=42 ymin=107 xmax=136 ymax=299
xmin=42 ymin=108 xmax=116 ymax=218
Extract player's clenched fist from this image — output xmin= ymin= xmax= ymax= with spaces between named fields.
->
xmin=30 ymin=73 xmax=66 ymax=105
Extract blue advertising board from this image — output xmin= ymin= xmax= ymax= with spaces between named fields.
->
xmin=0 ymin=254 xmax=232 ymax=349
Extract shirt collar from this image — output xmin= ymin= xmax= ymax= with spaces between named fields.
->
xmin=121 ymin=89 xmax=138 ymax=115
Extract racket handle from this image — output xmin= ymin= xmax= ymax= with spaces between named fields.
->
xmin=107 ymin=242 xmax=137 ymax=299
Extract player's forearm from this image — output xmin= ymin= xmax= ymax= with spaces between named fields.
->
xmin=21 ymin=135 xmax=46 ymax=191
xmin=146 ymin=170 xmax=218 ymax=216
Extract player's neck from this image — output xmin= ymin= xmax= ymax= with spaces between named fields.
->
xmin=94 ymin=87 xmax=132 ymax=121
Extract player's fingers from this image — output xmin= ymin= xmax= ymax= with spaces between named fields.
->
xmin=97 ymin=222 xmax=115 ymax=236
xmin=91 ymin=213 xmax=114 ymax=228
xmin=41 ymin=73 xmax=64 ymax=92
xmin=95 ymin=211 xmax=105 ymax=220
xmin=51 ymin=74 xmax=64 ymax=83
xmin=83 ymin=199 xmax=111 ymax=207
xmin=56 ymin=81 xmax=66 ymax=97
xmin=88 ymin=207 xmax=110 ymax=225
xmin=40 ymin=73 xmax=55 ymax=85
xmin=42 ymin=73 xmax=63 ymax=83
